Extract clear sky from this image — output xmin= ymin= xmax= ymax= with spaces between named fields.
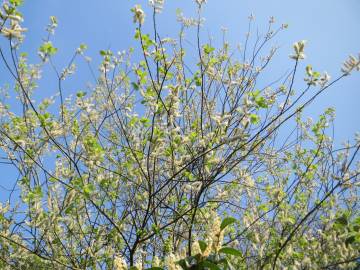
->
xmin=0 ymin=0 xmax=359 ymax=198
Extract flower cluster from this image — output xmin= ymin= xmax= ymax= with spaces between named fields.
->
xmin=304 ymin=65 xmax=331 ymax=87
xmin=0 ymin=2 xmax=26 ymax=40
xmin=114 ymin=255 xmax=127 ymax=270
xmin=341 ymin=53 xmax=360 ymax=75
xmin=289 ymin=40 xmax=306 ymax=60
xmin=131 ymin=5 xmax=145 ymax=25
xmin=176 ymin=9 xmax=201 ymax=27
xmin=149 ymin=0 xmax=164 ymax=13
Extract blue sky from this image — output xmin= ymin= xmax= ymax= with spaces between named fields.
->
xmin=0 ymin=0 xmax=359 ymax=199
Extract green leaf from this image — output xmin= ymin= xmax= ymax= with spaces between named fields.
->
xmin=176 ymin=258 xmax=191 ymax=269
xmin=146 ymin=268 xmax=164 ymax=270
xmin=140 ymin=117 xmax=149 ymax=123
xmin=313 ymin=71 xmax=321 ymax=78
xmin=131 ymin=82 xmax=139 ymax=90
xmin=198 ymin=240 xmax=208 ymax=253
xmin=201 ymin=260 xmax=221 ymax=270
xmin=184 ymin=170 xmax=195 ymax=181
xmin=346 ymin=234 xmax=356 ymax=245
xmin=76 ymin=91 xmax=87 ymax=98
xmin=220 ymin=217 xmax=237 ymax=230
xmin=10 ymin=0 xmax=23 ymax=6
xmin=83 ymin=184 xmax=95 ymax=196
xmin=99 ymin=50 xmax=112 ymax=57
xmin=335 ymin=213 xmax=349 ymax=227
xmin=141 ymin=34 xmax=154 ymax=50
xmin=250 ymin=114 xmax=260 ymax=124
xmin=79 ymin=43 xmax=87 ymax=51
xmin=151 ymin=223 xmax=160 ymax=235
xmin=218 ymin=258 xmax=233 ymax=270
xmin=194 ymin=72 xmax=202 ymax=87
xmin=203 ymin=44 xmax=215 ymax=55
xmin=218 ymin=247 xmax=242 ymax=257
xmin=255 ymin=96 xmax=268 ymax=108
xmin=39 ymin=42 xmax=58 ymax=56
xmin=50 ymin=16 xmax=58 ymax=25
xmin=134 ymin=29 xmax=141 ymax=40
xmin=35 ymin=186 xmax=43 ymax=195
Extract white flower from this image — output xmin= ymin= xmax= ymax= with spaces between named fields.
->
xmin=319 ymin=72 xmax=331 ymax=87
xmin=131 ymin=5 xmax=145 ymax=25
xmin=1 ymin=20 xmax=27 ymax=39
xmin=176 ymin=10 xmax=199 ymax=27
xmin=341 ymin=53 xmax=360 ymax=75
xmin=114 ymin=255 xmax=127 ymax=270
xmin=191 ymin=241 xmax=202 ymax=255
xmin=7 ymin=14 xmax=23 ymax=22
xmin=149 ymin=0 xmax=164 ymax=13
xmin=184 ymin=182 xmax=202 ymax=193
xmin=164 ymin=254 xmax=181 ymax=270
xmin=289 ymin=40 xmax=306 ymax=60
xmin=152 ymin=256 xmax=161 ymax=267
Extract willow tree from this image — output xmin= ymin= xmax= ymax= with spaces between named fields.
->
xmin=0 ymin=0 xmax=360 ymax=269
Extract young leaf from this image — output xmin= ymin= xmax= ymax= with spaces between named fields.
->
xmin=10 ymin=0 xmax=23 ymax=6
xmin=218 ymin=247 xmax=242 ymax=257
xmin=198 ymin=240 xmax=208 ymax=253
xmin=250 ymin=114 xmax=260 ymax=124
xmin=220 ymin=217 xmax=237 ymax=230
xmin=201 ymin=260 xmax=221 ymax=270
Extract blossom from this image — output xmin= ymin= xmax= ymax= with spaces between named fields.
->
xmin=211 ymin=217 xmax=224 ymax=252
xmin=164 ymin=254 xmax=181 ymax=270
xmin=341 ymin=53 xmax=360 ymax=75
xmin=152 ymin=256 xmax=161 ymax=267
xmin=289 ymin=40 xmax=306 ymax=60
xmin=114 ymin=255 xmax=127 ymax=270
xmin=191 ymin=241 xmax=202 ymax=255
xmin=1 ymin=19 xmax=27 ymax=39
xmin=176 ymin=10 xmax=200 ymax=27
xmin=203 ymin=214 xmax=224 ymax=254
xmin=319 ymin=72 xmax=331 ymax=87
xmin=131 ymin=5 xmax=145 ymax=25
xmin=149 ymin=0 xmax=164 ymax=13
xmin=183 ymin=181 xmax=202 ymax=193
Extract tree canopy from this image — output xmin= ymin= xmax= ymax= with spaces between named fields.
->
xmin=0 ymin=0 xmax=360 ymax=269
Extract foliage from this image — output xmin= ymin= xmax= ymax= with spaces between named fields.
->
xmin=0 ymin=0 xmax=360 ymax=269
